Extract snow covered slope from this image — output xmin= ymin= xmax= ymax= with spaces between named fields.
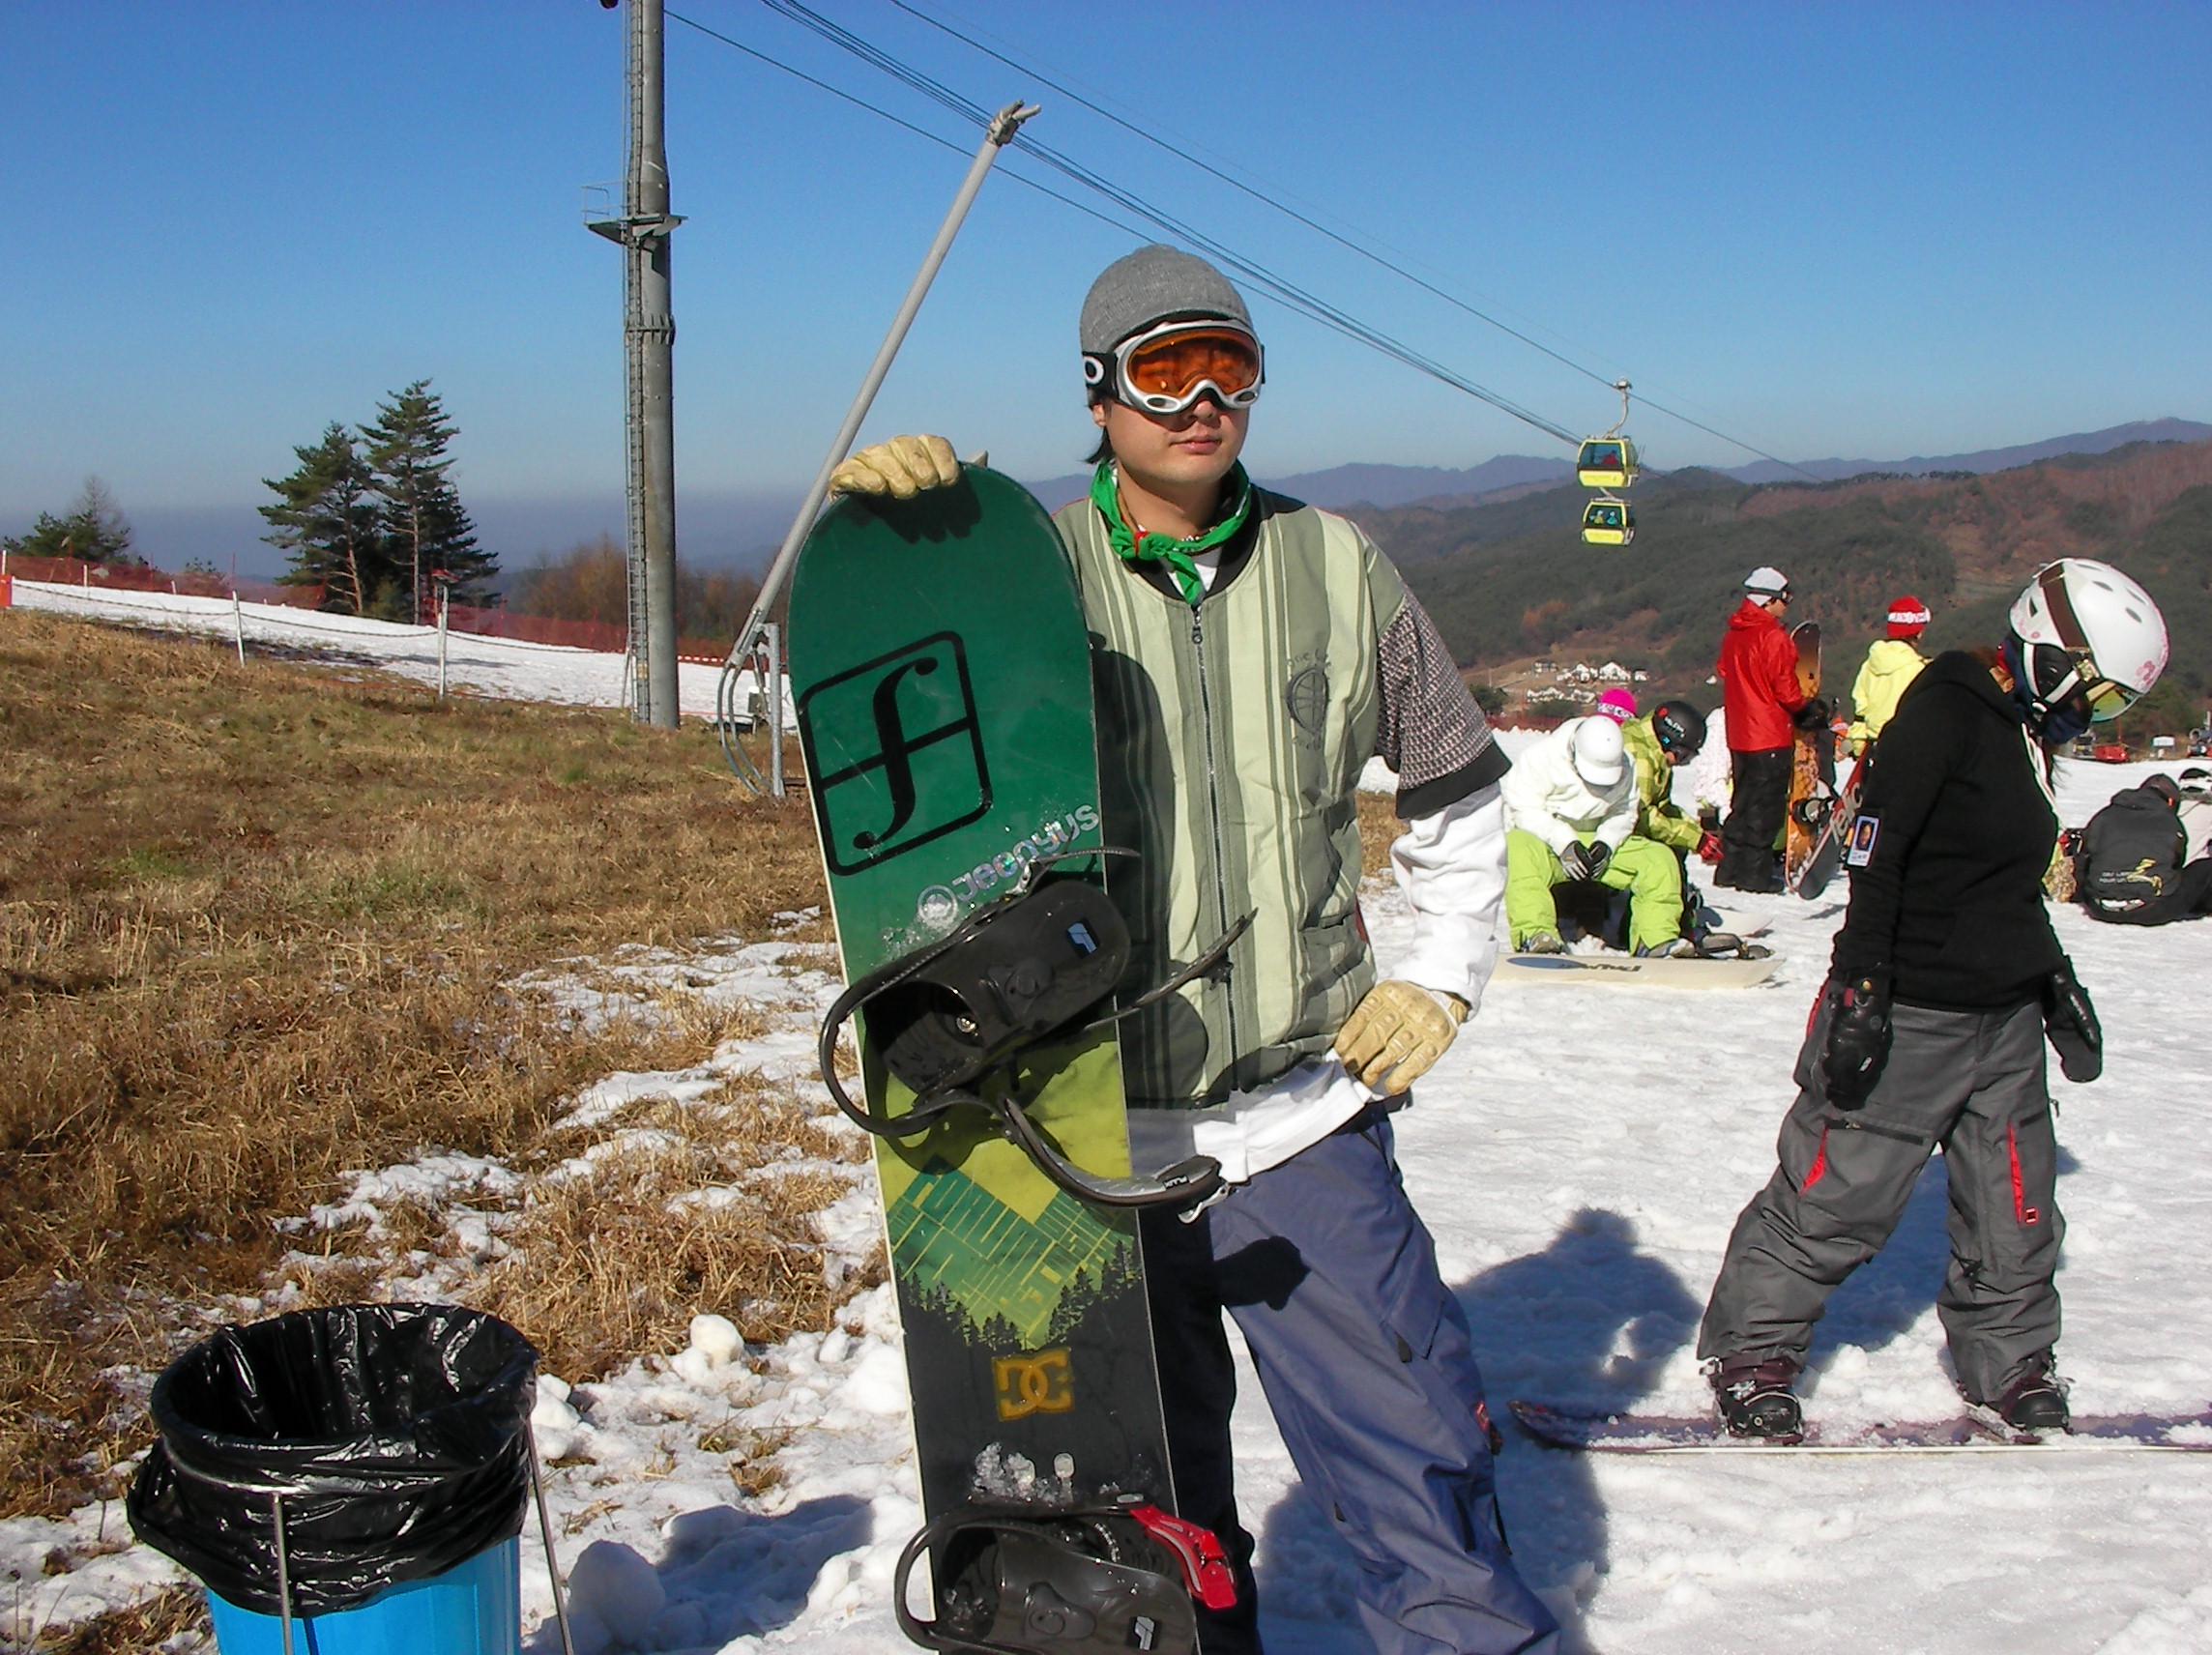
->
xmin=6 ymin=580 xmax=788 ymax=721
xmin=10 ymin=591 xmax=2209 ymax=1652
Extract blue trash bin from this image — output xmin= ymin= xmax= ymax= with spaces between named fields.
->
xmin=204 ymin=1537 xmax=520 ymax=1655
xmin=129 ymin=1305 xmax=541 ymax=1655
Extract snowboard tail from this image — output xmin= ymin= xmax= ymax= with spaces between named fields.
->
xmin=1494 ymin=953 xmax=1779 ymax=989
xmin=1512 ymin=1400 xmax=2212 ymax=1453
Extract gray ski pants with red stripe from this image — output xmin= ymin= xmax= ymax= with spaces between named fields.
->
xmin=1698 ymin=997 xmax=2063 ymax=1405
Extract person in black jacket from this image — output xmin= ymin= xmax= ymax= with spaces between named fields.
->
xmin=1697 ymin=559 xmax=2168 ymax=1441
xmin=2078 ymin=774 xmax=2212 ymax=924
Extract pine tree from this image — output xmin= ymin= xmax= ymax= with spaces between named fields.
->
xmin=2 ymin=476 xmax=137 ymax=564
xmin=259 ymin=424 xmax=384 ymax=615
xmin=362 ymin=380 xmax=494 ymax=617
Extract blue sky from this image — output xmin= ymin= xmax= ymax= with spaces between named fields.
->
xmin=5 ymin=2 xmax=2208 ymax=555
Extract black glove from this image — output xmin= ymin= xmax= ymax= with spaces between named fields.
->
xmin=1821 ymin=970 xmax=1893 ymax=1109
xmin=1558 ymin=841 xmax=1600 ymax=880
xmin=1793 ymin=697 xmax=1832 ymax=732
xmin=2043 ymin=955 xmax=2103 ymax=1083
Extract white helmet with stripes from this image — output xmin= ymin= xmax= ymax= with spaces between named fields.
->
xmin=2007 ymin=559 xmax=2167 ymax=726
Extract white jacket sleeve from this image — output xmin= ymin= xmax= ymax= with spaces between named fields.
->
xmin=1499 ymin=735 xmax=1578 ymax=856
xmin=1386 ymin=782 xmax=1506 ymax=1018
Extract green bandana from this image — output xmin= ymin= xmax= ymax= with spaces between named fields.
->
xmin=1091 ymin=460 xmax=1253 ymax=606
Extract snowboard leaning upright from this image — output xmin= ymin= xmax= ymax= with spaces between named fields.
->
xmin=1784 ymin=621 xmax=1833 ymax=886
xmin=786 ymin=466 xmax=1176 ymax=1525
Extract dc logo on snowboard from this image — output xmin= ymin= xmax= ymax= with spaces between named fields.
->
xmin=799 ymin=631 xmax=992 ymax=874
xmin=993 ymin=1349 xmax=1074 ymax=1419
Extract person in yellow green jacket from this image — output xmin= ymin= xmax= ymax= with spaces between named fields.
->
xmin=1847 ymin=594 xmax=1932 ymax=750
xmin=1621 ymin=700 xmax=1711 ymax=857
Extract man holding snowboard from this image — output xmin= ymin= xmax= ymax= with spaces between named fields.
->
xmin=830 ymin=245 xmax=1555 ymax=1655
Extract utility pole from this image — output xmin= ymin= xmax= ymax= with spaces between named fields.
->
xmin=589 ymin=0 xmax=683 ymax=726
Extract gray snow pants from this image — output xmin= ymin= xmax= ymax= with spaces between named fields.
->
xmin=1143 ymin=1110 xmax=1558 ymax=1655
xmin=1698 ymin=997 xmax=2064 ymax=1404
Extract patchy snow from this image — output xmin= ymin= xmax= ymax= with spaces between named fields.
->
xmin=10 ymin=699 xmax=2212 ymax=1652
xmin=5 ymin=580 xmax=796 ymax=722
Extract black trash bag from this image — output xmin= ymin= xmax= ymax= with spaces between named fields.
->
xmin=128 ymin=1303 xmax=538 ymax=1617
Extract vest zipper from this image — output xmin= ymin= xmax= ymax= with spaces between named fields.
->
xmin=1190 ymin=603 xmax=1240 ymax=1066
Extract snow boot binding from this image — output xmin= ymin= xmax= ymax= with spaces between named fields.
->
xmin=894 ymin=1502 xmax=1237 ymax=1655
xmin=818 ymin=851 xmax=1245 ymax=1209
xmin=1713 ymin=1356 xmax=1805 ymax=1442
xmin=1970 ymin=1353 xmax=2070 ymax=1439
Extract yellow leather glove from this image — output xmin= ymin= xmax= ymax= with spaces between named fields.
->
xmin=1334 ymin=979 xmax=1469 ymax=1095
xmin=828 ymin=433 xmax=961 ymax=498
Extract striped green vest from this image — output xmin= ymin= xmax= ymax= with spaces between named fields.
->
xmin=1052 ymin=489 xmax=1408 ymax=1108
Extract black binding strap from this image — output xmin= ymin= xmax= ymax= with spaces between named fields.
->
xmin=817 ymin=851 xmax=1241 ymax=1210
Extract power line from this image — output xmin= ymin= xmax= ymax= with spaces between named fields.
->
xmin=882 ymin=0 xmax=1819 ymax=479
xmin=888 ymin=0 xmax=1618 ymax=393
xmin=663 ymin=12 xmax=1168 ymax=244
xmin=674 ymin=1 xmax=1814 ymax=474
xmin=742 ymin=0 xmax=1583 ymax=445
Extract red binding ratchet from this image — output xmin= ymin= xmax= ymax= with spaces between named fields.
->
xmin=1127 ymin=1504 xmax=1239 ymax=1611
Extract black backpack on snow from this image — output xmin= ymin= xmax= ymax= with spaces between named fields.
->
xmin=2077 ymin=785 xmax=2188 ymax=914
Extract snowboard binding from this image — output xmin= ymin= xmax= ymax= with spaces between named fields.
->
xmin=817 ymin=850 xmax=1250 ymax=1210
xmin=893 ymin=1501 xmax=1237 ymax=1655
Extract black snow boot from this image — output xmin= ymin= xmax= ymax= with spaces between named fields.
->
xmin=1978 ymin=1352 xmax=2070 ymax=1437
xmin=1712 ymin=1355 xmax=1804 ymax=1441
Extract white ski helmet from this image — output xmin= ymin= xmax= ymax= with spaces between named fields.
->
xmin=1570 ymin=715 xmax=1626 ymax=788
xmin=2007 ymin=559 xmax=2168 ymax=724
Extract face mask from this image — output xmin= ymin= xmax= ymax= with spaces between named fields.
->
xmin=2003 ymin=634 xmax=2095 ymax=744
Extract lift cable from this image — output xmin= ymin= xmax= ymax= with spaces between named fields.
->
xmin=740 ymin=0 xmax=1583 ymax=444
xmin=879 ymin=0 xmax=1819 ymax=479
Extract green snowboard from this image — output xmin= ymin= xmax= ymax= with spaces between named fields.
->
xmin=787 ymin=466 xmax=1178 ymax=1525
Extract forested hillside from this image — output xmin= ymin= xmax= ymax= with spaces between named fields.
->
xmin=1346 ymin=440 xmax=2212 ymax=731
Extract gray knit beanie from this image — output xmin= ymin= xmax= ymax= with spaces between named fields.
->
xmin=1079 ymin=245 xmax=1253 ymax=356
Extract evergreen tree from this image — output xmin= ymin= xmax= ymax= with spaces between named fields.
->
xmin=259 ymin=424 xmax=384 ymax=615
xmin=363 ymin=380 xmax=493 ymax=617
xmin=2 ymin=476 xmax=137 ymax=564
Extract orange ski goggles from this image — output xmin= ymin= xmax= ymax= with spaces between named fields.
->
xmin=1086 ymin=319 xmax=1265 ymax=415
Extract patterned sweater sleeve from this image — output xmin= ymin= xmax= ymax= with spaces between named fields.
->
xmin=1370 ymin=588 xmax=1514 ymax=1014
xmin=1373 ymin=590 xmax=1511 ymax=818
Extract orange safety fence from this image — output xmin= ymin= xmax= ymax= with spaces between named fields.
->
xmin=0 ymin=553 xmax=325 ymax=608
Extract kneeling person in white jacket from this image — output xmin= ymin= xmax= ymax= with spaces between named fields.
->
xmin=1502 ymin=715 xmax=1688 ymax=955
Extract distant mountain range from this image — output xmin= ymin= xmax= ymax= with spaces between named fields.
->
xmin=1029 ymin=419 xmax=2212 ymax=513
xmin=1346 ymin=435 xmax=2212 ymax=731
xmin=55 ymin=418 xmax=2212 ymax=584
xmin=1717 ymin=418 xmax=2212 ymax=485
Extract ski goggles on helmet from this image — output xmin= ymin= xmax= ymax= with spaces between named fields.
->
xmin=2026 ymin=641 xmax=2139 ymax=723
xmin=2026 ymin=564 xmax=2140 ymax=722
xmin=1084 ymin=318 xmax=1264 ymax=415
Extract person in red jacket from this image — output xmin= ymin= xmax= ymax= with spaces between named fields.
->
xmin=1714 ymin=566 xmax=1816 ymax=891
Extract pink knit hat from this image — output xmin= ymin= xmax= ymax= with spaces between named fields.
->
xmin=1595 ymin=687 xmax=1637 ymax=724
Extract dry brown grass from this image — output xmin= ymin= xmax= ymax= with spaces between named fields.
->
xmin=0 ymin=611 xmax=829 ymax=1519
xmin=30 ymin=1585 xmax=208 ymax=1653
xmin=476 ymin=1089 xmax=874 ymax=1383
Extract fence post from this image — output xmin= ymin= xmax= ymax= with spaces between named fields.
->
xmin=766 ymin=623 xmax=785 ymax=798
xmin=233 ymin=593 xmax=246 ymax=664
xmin=437 ymin=585 xmax=451 ymax=698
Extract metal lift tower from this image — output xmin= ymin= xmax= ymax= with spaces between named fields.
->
xmin=589 ymin=0 xmax=683 ymax=726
